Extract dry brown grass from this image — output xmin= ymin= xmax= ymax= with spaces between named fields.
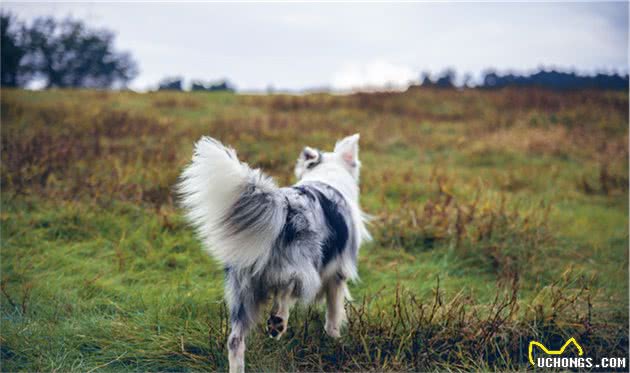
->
xmin=1 ymin=87 xmax=627 ymax=371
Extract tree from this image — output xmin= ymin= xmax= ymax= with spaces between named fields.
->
xmin=434 ymin=69 xmax=456 ymax=89
xmin=420 ymin=71 xmax=433 ymax=87
xmin=1 ymin=14 xmax=138 ymax=88
xmin=190 ymin=80 xmax=206 ymax=91
xmin=158 ymin=77 xmax=183 ymax=91
xmin=22 ymin=17 xmax=138 ymax=88
xmin=191 ymin=79 xmax=235 ymax=92
xmin=419 ymin=70 xmax=456 ymax=89
xmin=1 ymin=12 xmax=28 ymax=87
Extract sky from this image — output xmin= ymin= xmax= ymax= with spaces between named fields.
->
xmin=2 ymin=2 xmax=628 ymax=92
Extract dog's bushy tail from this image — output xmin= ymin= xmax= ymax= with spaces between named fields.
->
xmin=178 ymin=137 xmax=284 ymax=272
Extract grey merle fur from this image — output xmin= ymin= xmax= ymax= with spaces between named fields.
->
xmin=224 ymin=181 xmax=358 ymax=330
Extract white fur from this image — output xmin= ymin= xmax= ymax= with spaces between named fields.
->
xmin=298 ymin=134 xmax=371 ymax=282
xmin=177 ymin=137 xmax=282 ymax=272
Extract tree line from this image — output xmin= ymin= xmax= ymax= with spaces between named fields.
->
xmin=417 ymin=69 xmax=628 ymax=91
xmin=2 ymin=12 xmax=628 ymax=92
xmin=157 ymin=77 xmax=235 ymax=92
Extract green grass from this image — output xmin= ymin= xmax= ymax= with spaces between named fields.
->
xmin=1 ymin=88 xmax=628 ymax=371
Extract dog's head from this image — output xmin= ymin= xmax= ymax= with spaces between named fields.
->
xmin=295 ymin=134 xmax=361 ymax=182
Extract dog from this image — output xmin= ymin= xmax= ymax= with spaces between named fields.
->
xmin=178 ymin=134 xmax=370 ymax=373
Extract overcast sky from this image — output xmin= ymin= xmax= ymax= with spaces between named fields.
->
xmin=3 ymin=2 xmax=628 ymax=91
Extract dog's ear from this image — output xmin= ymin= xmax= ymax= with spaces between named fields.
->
xmin=301 ymin=146 xmax=320 ymax=162
xmin=295 ymin=146 xmax=321 ymax=179
xmin=334 ymin=133 xmax=360 ymax=167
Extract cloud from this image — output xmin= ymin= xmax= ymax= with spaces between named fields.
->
xmin=332 ymin=60 xmax=417 ymax=91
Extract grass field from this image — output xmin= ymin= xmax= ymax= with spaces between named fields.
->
xmin=1 ymin=87 xmax=628 ymax=371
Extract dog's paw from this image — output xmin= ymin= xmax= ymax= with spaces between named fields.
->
xmin=267 ymin=315 xmax=287 ymax=339
xmin=325 ymin=322 xmax=341 ymax=338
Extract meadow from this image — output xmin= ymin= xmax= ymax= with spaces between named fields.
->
xmin=1 ymin=87 xmax=628 ymax=371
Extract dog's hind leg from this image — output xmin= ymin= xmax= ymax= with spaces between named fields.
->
xmin=325 ymin=277 xmax=347 ymax=338
xmin=225 ymin=272 xmax=265 ymax=373
xmin=227 ymin=297 xmax=264 ymax=373
xmin=267 ymin=283 xmax=296 ymax=339
xmin=227 ymin=321 xmax=247 ymax=373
